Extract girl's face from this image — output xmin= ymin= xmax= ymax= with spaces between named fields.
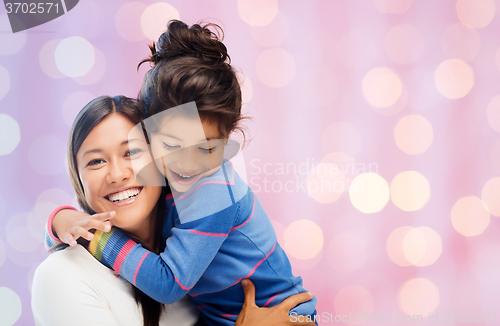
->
xmin=149 ymin=114 xmax=224 ymax=193
xmin=76 ymin=113 xmax=163 ymax=240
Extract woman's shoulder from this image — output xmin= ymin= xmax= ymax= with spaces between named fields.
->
xmin=35 ymin=245 xmax=87 ymax=276
xmin=33 ymin=245 xmax=118 ymax=290
xmin=32 ymin=246 xmax=200 ymax=326
xmin=36 ymin=245 xmax=105 ymax=274
xmin=32 ymin=245 xmax=119 ymax=325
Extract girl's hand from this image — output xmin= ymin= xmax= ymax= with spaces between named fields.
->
xmin=236 ymin=279 xmax=316 ymax=326
xmin=52 ymin=209 xmax=115 ymax=247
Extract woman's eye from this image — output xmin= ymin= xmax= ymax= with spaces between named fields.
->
xmin=87 ymin=159 xmax=104 ymax=166
xmin=163 ymin=143 xmax=180 ymax=150
xmin=127 ymin=148 xmax=143 ymax=157
xmin=200 ymin=147 xmax=216 ymax=154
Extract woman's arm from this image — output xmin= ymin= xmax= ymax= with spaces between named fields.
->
xmin=237 ymin=280 xmax=316 ymax=326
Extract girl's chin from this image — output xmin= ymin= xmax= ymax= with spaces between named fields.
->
xmin=168 ymin=169 xmax=216 ymax=193
xmin=170 ymin=181 xmax=196 ymax=193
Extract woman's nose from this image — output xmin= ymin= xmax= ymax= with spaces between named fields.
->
xmin=106 ymin=159 xmax=131 ymax=183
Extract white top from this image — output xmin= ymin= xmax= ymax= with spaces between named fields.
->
xmin=31 ymin=245 xmax=200 ymax=326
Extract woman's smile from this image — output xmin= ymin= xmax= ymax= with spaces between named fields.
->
xmin=104 ymin=186 xmax=143 ymax=206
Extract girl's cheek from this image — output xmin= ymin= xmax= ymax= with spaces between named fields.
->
xmin=149 ymin=139 xmax=164 ymax=158
xmin=154 ymin=161 xmax=168 ymax=178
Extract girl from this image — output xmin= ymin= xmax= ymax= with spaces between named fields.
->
xmin=48 ymin=21 xmax=317 ymax=325
xmin=34 ymin=95 xmax=315 ymax=326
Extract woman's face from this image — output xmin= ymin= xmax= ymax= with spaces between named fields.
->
xmin=76 ymin=112 xmax=163 ymax=239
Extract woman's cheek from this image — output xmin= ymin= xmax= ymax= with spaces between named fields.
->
xmin=80 ymin=170 xmax=104 ymax=211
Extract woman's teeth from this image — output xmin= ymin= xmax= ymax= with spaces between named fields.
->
xmin=107 ymin=188 xmax=141 ymax=202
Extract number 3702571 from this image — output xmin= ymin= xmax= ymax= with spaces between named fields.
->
xmin=444 ymin=312 xmax=496 ymax=322
xmin=5 ymin=2 xmax=59 ymax=14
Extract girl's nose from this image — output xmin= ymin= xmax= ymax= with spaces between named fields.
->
xmin=176 ymin=147 xmax=199 ymax=173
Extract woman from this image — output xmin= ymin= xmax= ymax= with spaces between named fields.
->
xmin=31 ymin=96 xmax=315 ymax=326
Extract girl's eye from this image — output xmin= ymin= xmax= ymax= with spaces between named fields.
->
xmin=87 ymin=159 xmax=104 ymax=166
xmin=127 ymin=148 xmax=143 ymax=157
xmin=200 ymin=147 xmax=216 ymax=154
xmin=163 ymin=143 xmax=180 ymax=150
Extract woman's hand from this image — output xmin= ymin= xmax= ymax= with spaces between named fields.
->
xmin=53 ymin=209 xmax=115 ymax=247
xmin=235 ymin=279 xmax=316 ymax=326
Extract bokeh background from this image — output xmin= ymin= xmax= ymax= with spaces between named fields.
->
xmin=1 ymin=0 xmax=500 ymax=324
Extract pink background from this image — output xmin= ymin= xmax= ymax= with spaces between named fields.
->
xmin=1 ymin=0 xmax=500 ymax=324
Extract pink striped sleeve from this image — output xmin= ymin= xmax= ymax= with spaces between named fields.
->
xmin=113 ymin=239 xmax=136 ymax=274
xmin=47 ymin=205 xmax=78 ymax=242
xmin=187 ymin=229 xmax=228 ymax=237
xmin=133 ymin=251 xmax=150 ymax=286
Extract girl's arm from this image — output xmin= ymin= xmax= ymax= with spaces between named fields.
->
xmin=44 ymin=206 xmax=114 ymax=251
xmin=87 ymin=199 xmax=238 ymax=304
xmin=44 ymin=206 xmax=77 ymax=251
xmin=87 ymin=163 xmax=250 ymax=305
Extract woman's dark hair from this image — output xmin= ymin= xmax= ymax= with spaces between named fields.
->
xmin=138 ymin=20 xmax=248 ymax=141
xmin=67 ymin=95 xmax=166 ymax=326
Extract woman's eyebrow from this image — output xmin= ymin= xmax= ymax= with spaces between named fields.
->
xmin=82 ymin=148 xmax=102 ymax=157
xmin=81 ymin=139 xmax=144 ymax=157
